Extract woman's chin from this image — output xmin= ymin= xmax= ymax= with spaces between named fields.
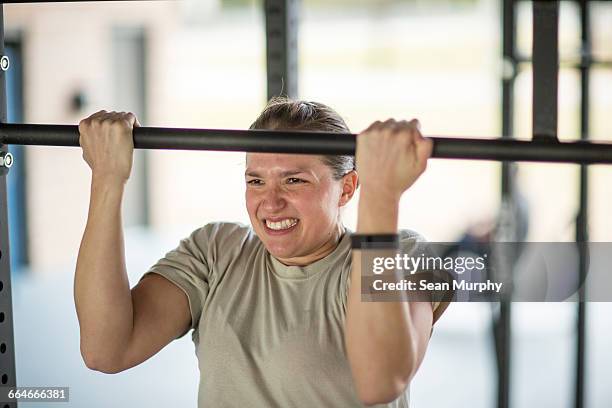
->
xmin=266 ymin=245 xmax=299 ymax=260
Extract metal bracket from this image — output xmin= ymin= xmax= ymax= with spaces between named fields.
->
xmin=0 ymin=56 xmax=8 ymax=72
xmin=0 ymin=152 xmax=13 ymax=176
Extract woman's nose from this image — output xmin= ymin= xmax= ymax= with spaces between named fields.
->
xmin=261 ymin=186 xmax=286 ymax=210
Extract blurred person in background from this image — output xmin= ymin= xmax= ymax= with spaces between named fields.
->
xmin=73 ymin=97 xmax=450 ymax=407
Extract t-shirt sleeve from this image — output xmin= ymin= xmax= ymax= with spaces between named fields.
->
xmin=399 ymin=230 xmax=452 ymax=329
xmin=341 ymin=230 xmax=452 ymax=331
xmin=139 ymin=226 xmax=213 ymax=339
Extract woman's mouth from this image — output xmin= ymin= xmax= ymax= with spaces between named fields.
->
xmin=263 ymin=218 xmax=299 ymax=235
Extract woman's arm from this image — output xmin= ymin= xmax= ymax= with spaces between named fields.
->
xmin=74 ymin=172 xmax=133 ymax=372
xmin=345 ymin=119 xmax=435 ymax=405
xmin=74 ymin=111 xmax=191 ymax=373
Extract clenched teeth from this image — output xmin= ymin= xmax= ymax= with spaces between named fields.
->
xmin=266 ymin=218 xmax=298 ymax=230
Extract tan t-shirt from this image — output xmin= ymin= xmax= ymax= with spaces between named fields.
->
xmin=141 ymin=222 xmax=449 ymax=408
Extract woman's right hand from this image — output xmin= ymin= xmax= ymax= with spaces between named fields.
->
xmin=356 ymin=118 xmax=432 ymax=201
xmin=78 ymin=110 xmax=140 ymax=183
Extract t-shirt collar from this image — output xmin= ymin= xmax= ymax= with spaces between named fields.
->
xmin=267 ymin=227 xmax=351 ymax=279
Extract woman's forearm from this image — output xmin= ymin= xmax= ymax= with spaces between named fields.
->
xmin=74 ymin=175 xmax=133 ymax=371
xmin=345 ymin=188 xmax=418 ymax=404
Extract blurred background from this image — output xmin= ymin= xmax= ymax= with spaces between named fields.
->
xmin=2 ymin=0 xmax=611 ymax=406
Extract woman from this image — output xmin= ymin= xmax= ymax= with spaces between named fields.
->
xmin=74 ymin=97 xmax=450 ymax=407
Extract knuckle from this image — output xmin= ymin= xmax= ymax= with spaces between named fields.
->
xmin=382 ymin=119 xmax=396 ymax=130
xmin=398 ymin=120 xmax=410 ymax=127
xmin=366 ymin=120 xmax=382 ymax=132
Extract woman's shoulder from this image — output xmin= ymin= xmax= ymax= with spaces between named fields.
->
xmin=176 ymin=222 xmax=262 ymax=274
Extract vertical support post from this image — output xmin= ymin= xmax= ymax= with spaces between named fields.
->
xmin=497 ymin=2 xmax=516 ymax=408
xmin=532 ymin=1 xmax=559 ymax=141
xmin=575 ymin=2 xmax=590 ymax=407
xmin=264 ymin=0 xmax=299 ymax=100
xmin=0 ymin=4 xmax=19 ymax=407
xmin=5 ymin=38 xmax=27 ymax=271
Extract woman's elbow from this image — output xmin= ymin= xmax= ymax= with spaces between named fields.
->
xmin=81 ymin=349 xmax=125 ymax=374
xmin=356 ymin=375 xmax=410 ymax=406
xmin=350 ymin=349 xmax=417 ymax=405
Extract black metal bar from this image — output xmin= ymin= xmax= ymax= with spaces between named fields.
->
xmin=498 ymin=1 xmax=516 ymax=408
xmin=501 ymin=0 xmax=517 ymax=186
xmin=575 ymin=1 xmax=590 ymax=407
xmin=264 ymin=0 xmax=298 ymax=99
xmin=502 ymin=0 xmax=517 ymax=143
xmin=1 ymin=123 xmax=612 ymax=163
xmin=532 ymin=1 xmax=559 ymax=141
xmin=0 ymin=4 xmax=19 ymax=408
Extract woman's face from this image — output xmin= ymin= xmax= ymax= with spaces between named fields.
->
xmin=245 ymin=153 xmax=355 ymax=265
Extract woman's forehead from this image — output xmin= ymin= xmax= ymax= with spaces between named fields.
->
xmin=245 ymin=153 xmax=326 ymax=173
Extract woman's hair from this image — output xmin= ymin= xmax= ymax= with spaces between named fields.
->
xmin=249 ymin=96 xmax=355 ymax=180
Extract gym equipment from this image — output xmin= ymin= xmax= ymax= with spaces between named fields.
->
xmin=1 ymin=123 xmax=610 ymax=164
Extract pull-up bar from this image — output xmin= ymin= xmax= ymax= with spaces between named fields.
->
xmin=1 ymin=123 xmax=611 ymax=164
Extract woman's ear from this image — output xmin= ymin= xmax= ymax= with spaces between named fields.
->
xmin=338 ymin=170 xmax=358 ymax=207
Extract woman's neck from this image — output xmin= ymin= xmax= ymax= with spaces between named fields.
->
xmin=276 ymin=223 xmax=346 ymax=267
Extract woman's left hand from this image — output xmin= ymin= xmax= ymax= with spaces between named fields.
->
xmin=356 ymin=118 xmax=432 ymax=200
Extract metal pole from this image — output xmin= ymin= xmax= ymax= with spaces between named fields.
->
xmin=532 ymin=1 xmax=559 ymax=141
xmin=497 ymin=1 xmax=517 ymax=407
xmin=264 ymin=0 xmax=299 ymax=99
xmin=1 ymin=123 xmax=612 ymax=163
xmin=575 ymin=2 xmax=590 ymax=407
xmin=0 ymin=4 xmax=19 ymax=407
